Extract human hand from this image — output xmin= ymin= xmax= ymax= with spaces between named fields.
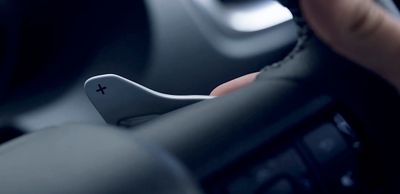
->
xmin=211 ymin=0 xmax=400 ymax=96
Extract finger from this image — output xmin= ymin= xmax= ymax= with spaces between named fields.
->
xmin=301 ymin=0 xmax=400 ymax=91
xmin=210 ymin=72 xmax=259 ymax=96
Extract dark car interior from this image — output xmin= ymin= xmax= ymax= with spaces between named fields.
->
xmin=0 ymin=0 xmax=399 ymax=193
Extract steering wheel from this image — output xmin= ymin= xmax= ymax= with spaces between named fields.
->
xmin=0 ymin=0 xmax=398 ymax=194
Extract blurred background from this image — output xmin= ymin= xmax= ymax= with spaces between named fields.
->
xmin=0 ymin=0 xmax=297 ymax=133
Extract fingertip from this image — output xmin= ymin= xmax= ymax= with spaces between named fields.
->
xmin=210 ymin=83 xmax=230 ymax=96
xmin=210 ymin=73 xmax=259 ymax=96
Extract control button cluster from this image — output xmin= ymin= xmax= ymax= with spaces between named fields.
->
xmin=300 ymin=115 xmax=360 ymax=194
xmin=204 ymin=114 xmax=360 ymax=194
xmin=214 ymin=149 xmax=316 ymax=194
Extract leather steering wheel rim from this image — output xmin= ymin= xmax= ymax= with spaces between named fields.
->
xmin=134 ymin=0 xmax=400 ymax=191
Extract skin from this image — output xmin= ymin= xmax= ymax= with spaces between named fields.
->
xmin=211 ymin=0 xmax=400 ymax=96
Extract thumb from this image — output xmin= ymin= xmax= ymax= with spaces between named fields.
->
xmin=301 ymin=0 xmax=400 ymax=91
